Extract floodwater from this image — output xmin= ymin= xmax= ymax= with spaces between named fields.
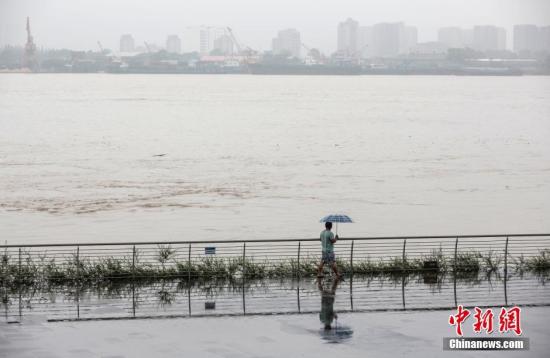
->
xmin=1 ymin=74 xmax=549 ymax=244
xmin=1 ymin=273 xmax=549 ymax=357
xmin=2 ymin=273 xmax=548 ymax=323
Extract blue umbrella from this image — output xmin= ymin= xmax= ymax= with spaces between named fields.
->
xmin=320 ymin=214 xmax=353 ymax=235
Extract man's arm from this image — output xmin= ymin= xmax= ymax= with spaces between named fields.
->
xmin=330 ymin=234 xmax=338 ymax=243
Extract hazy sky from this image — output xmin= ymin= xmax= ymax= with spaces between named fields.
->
xmin=1 ymin=0 xmax=549 ymax=53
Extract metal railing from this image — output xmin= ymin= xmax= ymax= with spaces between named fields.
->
xmin=1 ymin=233 xmax=549 ymax=280
xmin=1 ymin=234 xmax=549 ymax=323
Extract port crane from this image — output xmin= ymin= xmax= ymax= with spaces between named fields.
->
xmin=226 ymin=27 xmax=243 ymax=55
xmin=226 ymin=27 xmax=258 ymax=65
xmin=23 ymin=17 xmax=37 ymax=69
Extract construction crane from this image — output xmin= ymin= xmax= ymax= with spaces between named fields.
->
xmin=23 ymin=17 xmax=37 ymax=69
xmin=226 ymin=27 xmax=243 ymax=54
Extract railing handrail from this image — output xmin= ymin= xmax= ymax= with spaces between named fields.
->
xmin=1 ymin=233 xmax=549 ymax=248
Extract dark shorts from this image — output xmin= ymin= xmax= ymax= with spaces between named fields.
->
xmin=322 ymin=252 xmax=335 ymax=264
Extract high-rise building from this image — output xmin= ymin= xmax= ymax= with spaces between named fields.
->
xmin=541 ymin=27 xmax=550 ymax=53
xmin=119 ymin=34 xmax=135 ymax=52
xmin=438 ymin=27 xmax=464 ymax=48
xmin=200 ymin=29 xmax=210 ymax=55
xmin=358 ymin=23 xmax=416 ymax=58
xmin=438 ymin=27 xmax=475 ymax=48
xmin=337 ymin=18 xmax=359 ymax=55
xmin=462 ymin=29 xmax=474 ymax=48
xmin=472 ymin=26 xmax=506 ymax=51
xmin=166 ymin=35 xmax=182 ymax=54
xmin=272 ymin=28 xmax=301 ymax=58
xmin=514 ymin=25 xmax=545 ymax=54
xmin=497 ymin=27 xmax=507 ymax=51
xmin=372 ymin=22 xmax=403 ymax=58
xmin=213 ymin=35 xmax=234 ymax=56
xmin=402 ymin=26 xmax=418 ymax=53
xmin=358 ymin=26 xmax=373 ymax=58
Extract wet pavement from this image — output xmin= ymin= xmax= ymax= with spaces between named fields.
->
xmin=1 ymin=306 xmax=549 ymax=357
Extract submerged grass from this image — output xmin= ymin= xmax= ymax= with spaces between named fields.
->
xmin=1 ymin=247 xmax=549 ymax=289
xmin=526 ymin=249 xmax=550 ymax=272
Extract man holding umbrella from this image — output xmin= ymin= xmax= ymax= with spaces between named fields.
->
xmin=317 ymin=221 xmax=342 ymax=279
xmin=317 ymin=214 xmax=353 ymax=279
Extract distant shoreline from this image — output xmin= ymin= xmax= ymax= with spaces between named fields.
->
xmin=2 ymin=71 xmax=548 ymax=76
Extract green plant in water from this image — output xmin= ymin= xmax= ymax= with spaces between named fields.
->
xmin=352 ymin=259 xmax=378 ymax=275
xmin=512 ymin=254 xmax=527 ymax=273
xmin=197 ymin=257 xmax=229 ymax=279
xmin=157 ymin=289 xmax=175 ymax=306
xmin=1 ymin=246 xmax=549 ymax=290
xmin=481 ymin=251 xmax=502 ymax=274
xmin=526 ymin=249 xmax=550 ymax=273
xmin=242 ymin=258 xmax=266 ymax=279
xmin=157 ymin=245 xmax=175 ymax=269
xmin=421 ymin=249 xmax=448 ymax=273
xmin=298 ymin=258 xmax=318 ymax=277
xmin=453 ymin=252 xmax=481 ymax=273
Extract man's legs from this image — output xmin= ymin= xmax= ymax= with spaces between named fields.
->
xmin=317 ymin=260 xmax=325 ymax=277
xmin=331 ymin=262 xmax=341 ymax=278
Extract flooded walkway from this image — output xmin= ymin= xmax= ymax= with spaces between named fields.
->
xmin=2 ymin=306 xmax=549 ymax=357
xmin=1 ymin=272 xmax=548 ymax=322
xmin=2 ymin=257 xmax=548 ymax=357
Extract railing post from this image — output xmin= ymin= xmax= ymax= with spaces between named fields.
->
xmin=297 ymin=241 xmax=301 ymax=277
xmin=242 ymin=242 xmax=246 ymax=315
xmin=76 ymin=246 xmax=80 ymax=281
xmin=132 ymin=245 xmax=136 ymax=279
xmin=504 ymin=236 xmax=509 ymax=306
xmin=453 ymin=237 xmax=458 ymax=307
xmin=131 ymin=245 xmax=136 ymax=318
xmin=504 ymin=236 xmax=509 ymax=277
xmin=18 ymin=248 xmax=22 ymax=320
xmin=1 ymin=247 xmax=6 ymax=320
xmin=453 ymin=237 xmax=459 ymax=272
xmin=18 ymin=248 xmax=21 ymax=283
xmin=401 ymin=238 xmax=407 ymax=309
xmin=350 ymin=240 xmax=354 ymax=276
xmin=187 ymin=243 xmax=191 ymax=282
xmin=402 ymin=239 xmax=407 ymax=271
xmin=242 ymin=242 xmax=246 ymax=278
xmin=76 ymin=245 xmax=80 ymax=319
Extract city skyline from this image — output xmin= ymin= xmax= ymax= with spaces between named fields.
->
xmin=5 ymin=18 xmax=550 ymax=59
xmin=1 ymin=0 xmax=550 ymax=53
xmin=7 ymin=21 xmax=550 ymax=59
xmin=112 ymin=22 xmax=548 ymax=58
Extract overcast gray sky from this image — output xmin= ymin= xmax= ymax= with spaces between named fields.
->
xmin=1 ymin=0 xmax=549 ymax=53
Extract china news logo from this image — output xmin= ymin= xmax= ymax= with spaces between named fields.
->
xmin=443 ymin=306 xmax=529 ymax=351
